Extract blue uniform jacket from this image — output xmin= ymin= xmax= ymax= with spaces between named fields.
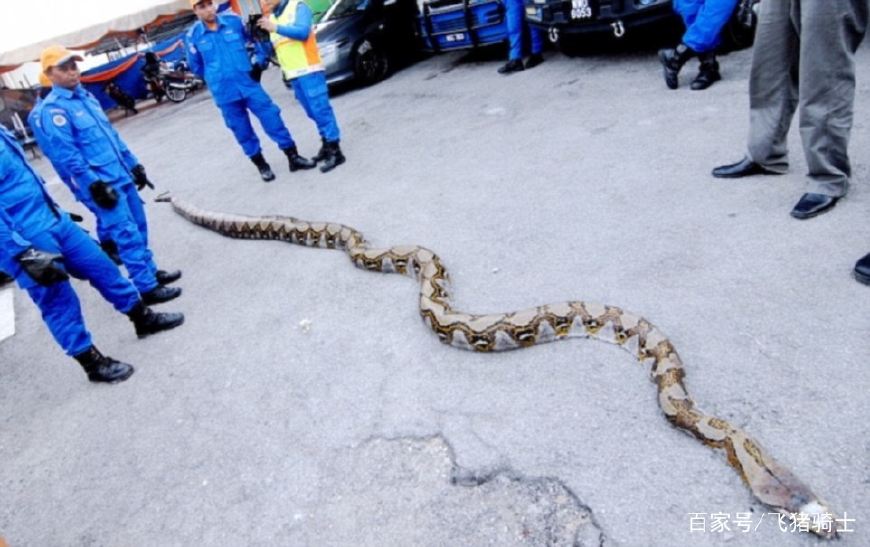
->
xmin=0 ymin=127 xmax=65 ymax=287
xmin=38 ymin=85 xmax=139 ymax=203
xmin=186 ymin=14 xmax=268 ymax=105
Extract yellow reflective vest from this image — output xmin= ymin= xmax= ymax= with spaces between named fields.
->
xmin=269 ymin=0 xmax=323 ymax=80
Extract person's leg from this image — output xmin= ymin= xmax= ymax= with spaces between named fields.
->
xmin=246 ymin=87 xmax=295 ymax=150
xmin=92 ymin=198 xmax=159 ymax=295
xmin=505 ymin=0 xmax=523 ymax=61
xmin=26 ymin=282 xmax=92 ymax=357
xmin=797 ymin=0 xmax=868 ymax=197
xmin=220 ymin=99 xmax=275 ymax=180
xmin=294 ymin=73 xmax=340 ymax=142
xmin=57 ymin=218 xmax=141 ymax=314
xmin=249 ymin=86 xmax=315 ymax=171
xmin=746 ymin=0 xmax=799 ymax=172
xmin=218 ymin=100 xmax=262 ymax=157
xmin=681 ymin=0 xmax=739 ymax=53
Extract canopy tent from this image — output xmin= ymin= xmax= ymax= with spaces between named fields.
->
xmin=0 ymin=0 xmax=213 ymax=74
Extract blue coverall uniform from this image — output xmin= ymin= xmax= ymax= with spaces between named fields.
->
xmin=273 ymin=0 xmax=341 ymax=143
xmin=0 ymin=127 xmax=140 ymax=356
xmin=186 ymin=13 xmax=297 ymax=157
xmin=38 ymin=85 xmax=161 ymax=294
xmin=505 ymin=0 xmax=542 ymax=62
xmin=674 ymin=0 xmax=739 ymax=53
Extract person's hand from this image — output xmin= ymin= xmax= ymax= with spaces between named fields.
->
xmin=131 ymin=164 xmax=155 ymax=191
xmin=16 ymin=248 xmax=69 ymax=285
xmin=89 ymin=181 xmax=119 ymax=209
xmin=257 ymin=16 xmax=277 ymax=33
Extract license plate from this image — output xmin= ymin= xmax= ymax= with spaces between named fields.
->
xmin=445 ymin=32 xmax=465 ymax=42
xmin=570 ymin=0 xmax=594 ymax=20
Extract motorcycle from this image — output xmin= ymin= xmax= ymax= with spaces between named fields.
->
xmin=158 ymin=65 xmax=204 ymax=103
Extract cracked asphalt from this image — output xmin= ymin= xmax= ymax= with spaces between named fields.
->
xmin=1 ymin=40 xmax=868 ymax=546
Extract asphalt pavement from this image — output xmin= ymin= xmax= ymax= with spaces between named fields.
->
xmin=1 ymin=41 xmax=868 ymax=546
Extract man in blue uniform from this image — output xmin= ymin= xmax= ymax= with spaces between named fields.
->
xmin=186 ymin=0 xmax=315 ymax=181
xmin=0 ymin=126 xmax=184 ymax=383
xmin=658 ymin=0 xmax=739 ymax=90
xmin=38 ymin=46 xmax=182 ymax=305
xmin=497 ymin=0 xmax=544 ymax=74
xmin=28 ymin=74 xmax=121 ymax=265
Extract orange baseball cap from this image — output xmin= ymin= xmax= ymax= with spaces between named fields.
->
xmin=190 ymin=0 xmax=212 ymax=7
xmin=40 ymin=45 xmax=83 ymax=73
xmin=38 ymin=72 xmax=51 ymax=87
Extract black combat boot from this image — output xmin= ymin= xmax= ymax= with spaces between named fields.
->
xmin=250 ymin=152 xmax=275 ymax=182
xmin=312 ymin=137 xmax=329 ymax=163
xmin=282 ymin=146 xmax=316 ymax=172
xmin=658 ymin=43 xmax=695 ymax=90
xmin=319 ymin=141 xmax=346 ymax=173
xmin=74 ymin=346 xmax=134 ymax=383
xmin=141 ymin=285 xmax=182 ymax=305
xmin=690 ymin=53 xmax=721 ymax=90
xmin=525 ymin=53 xmax=544 ymax=70
xmin=127 ymin=301 xmax=185 ymax=338
xmin=100 ymin=240 xmax=123 ymax=265
xmin=497 ymin=59 xmax=524 ymax=75
xmin=156 ymin=269 xmax=182 ymax=285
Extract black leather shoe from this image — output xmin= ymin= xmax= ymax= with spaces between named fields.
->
xmin=128 ymin=302 xmax=185 ymax=338
xmin=156 ymin=269 xmax=182 ymax=285
xmin=790 ymin=193 xmax=839 ymax=219
xmin=854 ymin=253 xmax=870 ymax=285
xmin=712 ymin=157 xmax=780 ymax=178
xmin=142 ymin=285 xmax=182 ymax=305
xmin=498 ymin=59 xmax=524 ymax=75
xmin=525 ymin=53 xmax=544 ymax=70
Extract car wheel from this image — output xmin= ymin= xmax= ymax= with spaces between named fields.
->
xmin=353 ymin=39 xmax=389 ymax=85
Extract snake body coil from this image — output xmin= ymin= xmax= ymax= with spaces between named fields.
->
xmin=161 ymin=195 xmax=838 ymax=538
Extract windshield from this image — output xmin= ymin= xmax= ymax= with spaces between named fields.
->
xmin=321 ymin=0 xmax=369 ymax=22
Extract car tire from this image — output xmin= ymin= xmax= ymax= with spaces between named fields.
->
xmin=353 ymin=38 xmax=389 ymax=85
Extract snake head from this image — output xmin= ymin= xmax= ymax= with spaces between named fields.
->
xmin=154 ymin=191 xmax=173 ymax=203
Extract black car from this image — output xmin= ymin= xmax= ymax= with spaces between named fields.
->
xmin=525 ymin=0 xmax=759 ymax=50
xmin=315 ymin=0 xmax=420 ymax=86
xmin=525 ymin=0 xmax=676 ymax=42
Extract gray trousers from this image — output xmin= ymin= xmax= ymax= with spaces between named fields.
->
xmin=747 ymin=0 xmax=868 ymax=197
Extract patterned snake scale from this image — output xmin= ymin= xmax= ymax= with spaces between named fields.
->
xmin=159 ymin=194 xmax=838 ymax=538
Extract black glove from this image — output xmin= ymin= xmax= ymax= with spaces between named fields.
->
xmin=131 ymin=164 xmax=154 ymax=191
xmin=249 ymin=64 xmax=264 ymax=83
xmin=89 ymin=181 xmax=119 ymax=209
xmin=16 ymin=248 xmax=69 ymax=285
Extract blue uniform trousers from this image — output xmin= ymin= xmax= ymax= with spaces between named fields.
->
xmin=675 ymin=0 xmax=739 ymax=53
xmin=217 ymin=86 xmax=295 ymax=157
xmin=288 ymin=72 xmax=341 ymax=143
xmin=88 ymin=182 xmax=158 ymax=294
xmin=22 ymin=216 xmax=140 ymax=356
xmin=505 ymin=0 xmax=543 ymax=61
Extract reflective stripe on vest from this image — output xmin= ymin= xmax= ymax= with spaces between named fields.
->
xmin=270 ymin=0 xmax=323 ymax=80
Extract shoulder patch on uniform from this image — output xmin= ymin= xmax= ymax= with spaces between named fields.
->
xmin=52 ymin=114 xmax=67 ymax=127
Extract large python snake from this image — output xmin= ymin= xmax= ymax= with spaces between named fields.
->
xmin=158 ymin=194 xmax=839 ymax=538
